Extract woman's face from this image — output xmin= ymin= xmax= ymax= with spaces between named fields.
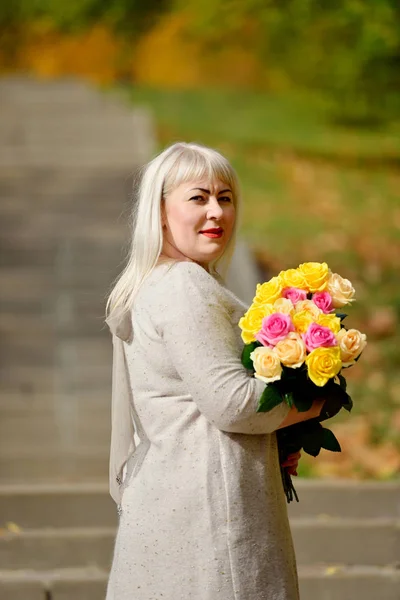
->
xmin=160 ymin=178 xmax=236 ymax=270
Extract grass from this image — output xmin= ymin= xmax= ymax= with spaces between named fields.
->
xmin=117 ymin=85 xmax=400 ymax=160
xmin=115 ymin=84 xmax=400 ymax=479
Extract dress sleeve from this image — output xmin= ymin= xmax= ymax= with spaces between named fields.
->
xmin=147 ymin=261 xmax=290 ymax=434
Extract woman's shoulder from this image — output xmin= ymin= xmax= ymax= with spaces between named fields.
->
xmin=135 ymin=259 xmax=251 ymax=322
xmin=143 ymin=260 xmax=222 ymax=293
xmin=134 ymin=260 xmax=224 ymax=313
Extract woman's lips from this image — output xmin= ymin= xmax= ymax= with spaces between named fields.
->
xmin=200 ymin=231 xmax=223 ymax=238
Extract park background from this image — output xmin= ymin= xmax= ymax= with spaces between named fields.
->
xmin=1 ymin=0 xmax=399 ymax=480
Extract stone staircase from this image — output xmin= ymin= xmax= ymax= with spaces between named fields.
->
xmin=0 ymin=77 xmax=399 ymax=599
xmin=0 ymin=480 xmax=399 ymax=599
xmin=0 ymin=76 xmax=156 ymax=485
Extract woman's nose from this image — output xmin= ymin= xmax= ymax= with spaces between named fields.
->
xmin=206 ymin=198 xmax=224 ymax=219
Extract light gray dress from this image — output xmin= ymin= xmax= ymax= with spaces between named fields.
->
xmin=105 ymin=260 xmax=299 ymax=600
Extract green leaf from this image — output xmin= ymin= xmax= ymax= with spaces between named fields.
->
xmin=302 ymin=424 xmax=324 ymax=457
xmin=281 ymin=368 xmax=296 ymax=381
xmin=337 ymin=373 xmax=347 ymax=391
xmin=257 ymin=384 xmax=283 ymax=413
xmin=342 ymin=393 xmax=353 ymax=412
xmin=336 ymin=313 xmax=348 ymax=321
xmin=284 ymin=391 xmax=294 ymax=408
xmin=321 ymin=428 xmax=341 ymax=452
xmin=292 ymin=391 xmax=313 ymax=412
xmin=241 ymin=342 xmax=259 ymax=370
xmin=354 ymin=351 xmax=364 ymax=363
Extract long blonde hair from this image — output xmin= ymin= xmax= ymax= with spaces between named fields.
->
xmin=105 ymin=141 xmax=242 ymax=320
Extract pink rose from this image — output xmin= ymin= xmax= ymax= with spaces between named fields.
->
xmin=255 ymin=312 xmax=295 ymax=346
xmin=312 ymin=291 xmax=333 ymax=314
xmin=303 ymin=322 xmax=338 ymax=352
xmin=282 ymin=287 xmax=308 ymax=305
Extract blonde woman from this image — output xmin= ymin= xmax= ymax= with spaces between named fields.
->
xmin=104 ymin=142 xmax=324 ymax=600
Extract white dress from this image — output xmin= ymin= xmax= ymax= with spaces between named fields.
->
xmin=105 ymin=260 xmax=299 ymax=600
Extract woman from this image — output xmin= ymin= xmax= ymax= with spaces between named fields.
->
xmin=104 ymin=142 xmax=324 ymax=600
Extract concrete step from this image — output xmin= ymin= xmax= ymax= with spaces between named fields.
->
xmin=0 ymin=519 xmax=398 ymax=570
xmin=298 ymin=565 xmax=400 ymax=600
xmin=0 ymin=117 xmax=154 ymax=168
xmin=287 ymin=479 xmax=400 ymax=519
xmin=0 ymin=76 xmax=110 ymax=104
xmin=0 ymin=528 xmax=115 ymax=571
xmin=0 ymin=455 xmax=108 ymax=484
xmin=0 ymin=567 xmax=108 ymax=600
xmin=0 ymin=484 xmax=116 ymax=529
xmin=0 ymin=78 xmax=155 ymax=167
xmin=1 ymin=565 xmax=399 ymax=600
xmin=1 ymin=481 xmax=399 ymax=528
xmin=291 ymin=517 xmax=399 ymax=566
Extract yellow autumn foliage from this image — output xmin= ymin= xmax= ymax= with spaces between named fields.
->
xmin=0 ymin=13 xmax=265 ymax=89
xmin=133 ymin=11 xmax=264 ymax=88
xmin=0 ymin=23 xmax=126 ymax=85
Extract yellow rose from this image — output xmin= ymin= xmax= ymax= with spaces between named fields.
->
xmin=274 ymin=332 xmax=307 ymax=368
xmin=298 ymin=262 xmax=329 ymax=292
xmin=239 ymin=304 xmax=275 ymax=344
xmin=273 ymin=297 xmax=294 ymax=315
xmin=305 ymin=346 xmax=342 ymax=387
xmin=279 ymin=268 xmax=308 ymax=290
xmin=336 ymin=328 xmax=367 ymax=367
xmin=292 ymin=310 xmax=314 ymax=334
xmin=250 ymin=346 xmax=282 ymax=383
xmin=253 ymin=276 xmax=282 ymax=305
xmin=294 ymin=299 xmax=322 ymax=320
xmin=327 ymin=272 xmax=356 ymax=308
xmin=317 ymin=313 xmax=341 ymax=334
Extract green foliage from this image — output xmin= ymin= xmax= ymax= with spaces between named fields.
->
xmin=322 ymin=428 xmax=342 ymax=452
xmin=241 ymin=341 xmax=260 ymax=370
xmin=302 ymin=423 xmax=325 ymax=457
xmin=0 ymin=0 xmax=169 ymax=34
xmin=257 ymin=384 xmax=283 ymax=412
xmin=174 ymin=0 xmax=400 ymax=123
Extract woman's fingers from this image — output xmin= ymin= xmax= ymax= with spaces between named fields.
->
xmin=281 ymin=451 xmax=301 ymax=468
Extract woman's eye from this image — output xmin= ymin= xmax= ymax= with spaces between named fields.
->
xmin=190 ymin=195 xmax=232 ymax=202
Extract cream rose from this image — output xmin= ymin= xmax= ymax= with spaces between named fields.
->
xmin=274 ymin=332 xmax=307 ymax=368
xmin=336 ymin=328 xmax=367 ymax=366
xmin=250 ymin=346 xmax=282 ymax=383
xmin=327 ymin=272 xmax=356 ymax=308
xmin=273 ymin=297 xmax=294 ymax=315
xmin=294 ymin=299 xmax=322 ymax=321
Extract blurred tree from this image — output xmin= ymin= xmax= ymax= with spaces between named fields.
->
xmin=1 ymin=0 xmax=399 ymax=123
xmin=175 ymin=0 xmax=400 ymax=124
xmin=0 ymin=0 xmax=169 ymax=35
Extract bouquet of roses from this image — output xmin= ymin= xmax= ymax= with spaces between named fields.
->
xmin=239 ymin=262 xmax=367 ymax=503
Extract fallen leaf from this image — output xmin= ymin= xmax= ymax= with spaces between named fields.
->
xmin=6 ymin=522 xmax=22 ymax=533
xmin=325 ymin=566 xmax=340 ymax=576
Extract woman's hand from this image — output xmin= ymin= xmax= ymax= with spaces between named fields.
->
xmin=281 ymin=451 xmax=301 ymax=476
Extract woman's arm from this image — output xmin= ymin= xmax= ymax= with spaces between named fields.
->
xmin=145 ymin=262 xmax=293 ymax=435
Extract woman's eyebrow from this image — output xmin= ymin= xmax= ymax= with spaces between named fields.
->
xmin=189 ymin=187 xmax=232 ymax=194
